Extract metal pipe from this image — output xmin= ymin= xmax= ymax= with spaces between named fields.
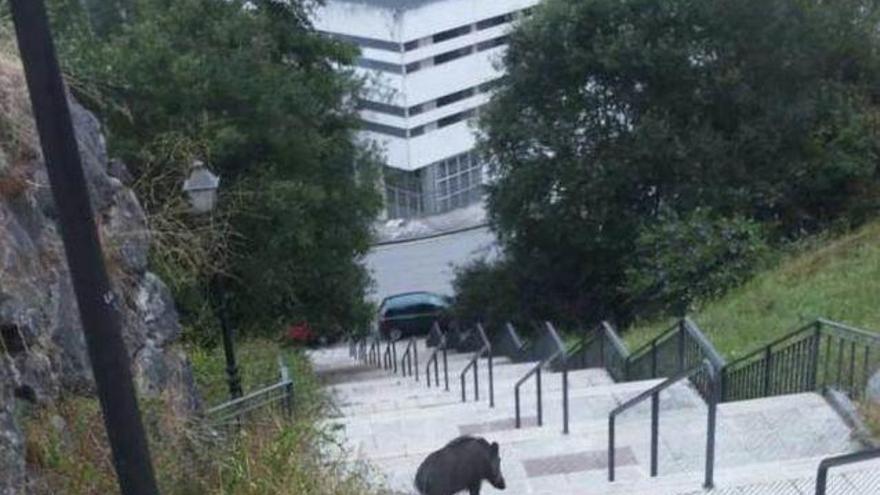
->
xmin=650 ymin=392 xmax=659 ymax=477
xmin=443 ymin=347 xmax=449 ymax=391
xmin=536 ymin=367 xmax=543 ymax=426
xmin=562 ymin=364 xmax=569 ymax=434
xmin=608 ymin=415 xmax=616 ymax=482
xmin=9 ymin=2 xmax=158 ymax=493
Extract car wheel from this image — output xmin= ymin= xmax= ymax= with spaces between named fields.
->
xmin=390 ymin=328 xmax=402 ymax=341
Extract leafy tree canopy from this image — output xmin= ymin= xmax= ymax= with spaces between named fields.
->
xmin=477 ymin=0 xmax=880 ymax=325
xmin=49 ymin=0 xmax=382 ymax=341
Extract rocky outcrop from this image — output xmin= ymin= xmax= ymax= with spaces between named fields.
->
xmin=0 ymin=57 xmax=197 ymax=493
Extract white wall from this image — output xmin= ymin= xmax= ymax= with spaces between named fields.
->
xmin=314 ymin=0 xmax=539 ymax=174
xmin=365 ymin=226 xmax=498 ymax=302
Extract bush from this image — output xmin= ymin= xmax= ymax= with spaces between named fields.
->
xmin=451 ymin=259 xmax=519 ymax=329
xmin=624 ymin=209 xmax=769 ymax=318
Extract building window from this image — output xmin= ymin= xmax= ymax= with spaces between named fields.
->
xmin=434 ymin=46 xmax=474 ymax=65
xmin=434 ymin=152 xmax=484 ymax=213
xmin=385 ymin=168 xmax=424 ymax=219
xmin=476 ymin=36 xmax=509 ymax=52
xmin=433 ymin=25 xmax=473 ymax=44
xmin=476 ymin=14 xmax=512 ymax=30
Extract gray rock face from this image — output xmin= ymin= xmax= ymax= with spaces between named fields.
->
xmin=0 ymin=78 xmax=198 ymax=491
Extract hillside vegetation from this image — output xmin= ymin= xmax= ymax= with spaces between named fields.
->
xmin=625 ymin=221 xmax=880 ymax=359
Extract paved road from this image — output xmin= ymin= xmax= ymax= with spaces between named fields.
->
xmin=365 ymin=226 xmax=498 ymax=302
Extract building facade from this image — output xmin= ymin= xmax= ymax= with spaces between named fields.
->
xmin=312 ymin=0 xmax=538 ymax=219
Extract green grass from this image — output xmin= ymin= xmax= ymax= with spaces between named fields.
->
xmin=624 ymin=221 xmax=880 ymax=361
xmin=25 ymin=340 xmax=383 ymax=494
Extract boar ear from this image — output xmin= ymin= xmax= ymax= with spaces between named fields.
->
xmin=490 ymin=442 xmax=499 ymax=457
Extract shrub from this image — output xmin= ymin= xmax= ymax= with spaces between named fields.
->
xmin=624 ymin=208 xmax=769 ymax=318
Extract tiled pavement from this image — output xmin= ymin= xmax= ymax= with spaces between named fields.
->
xmin=309 ymin=340 xmax=877 ymax=494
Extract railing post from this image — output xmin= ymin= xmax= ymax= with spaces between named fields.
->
xmin=608 ymin=415 xmax=616 ymax=482
xmin=650 ymin=391 xmax=659 ymax=477
xmin=414 ymin=339 xmax=419 ymax=382
xmin=816 ymin=466 xmax=828 ymax=495
xmin=536 ymin=366 xmax=543 ymax=426
xmin=461 ymin=368 xmax=467 ymax=402
xmin=488 ymin=352 xmax=494 ymax=408
xmin=392 ymin=340 xmax=398 ymax=373
xmin=515 ymin=386 xmax=521 ymax=428
xmin=705 ymin=365 xmax=718 ymax=489
xmin=763 ymin=345 xmax=773 ymax=396
xmin=811 ymin=322 xmax=822 ymax=391
xmin=285 ymin=380 xmax=294 ymax=418
xmin=651 ymin=340 xmax=658 ymax=378
xmin=474 ymin=358 xmax=480 ymax=402
xmin=677 ymin=321 xmax=686 ymax=373
xmin=443 ymin=347 xmax=449 ymax=391
xmin=563 ymin=363 xmax=569 ymax=434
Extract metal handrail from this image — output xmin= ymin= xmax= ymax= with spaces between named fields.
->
xmin=400 ymin=338 xmax=419 ymax=380
xmin=207 ymin=356 xmax=294 ymax=425
xmin=627 ymin=318 xmax=726 ymax=372
xmin=368 ymin=338 xmax=380 ymax=366
xmin=608 ymin=359 xmax=718 ymax=489
xmin=514 ymin=348 xmax=563 ymax=429
xmin=495 ymin=322 xmax=531 ymax=362
xmin=425 ymin=335 xmax=450 ymax=390
xmin=459 ymin=324 xmax=494 ymax=406
xmin=547 ymin=322 xmax=572 ymax=434
xmin=724 ymin=321 xmax=817 ymax=368
xmin=383 ymin=339 xmax=398 ymax=373
xmin=815 ymin=448 xmax=880 ymax=495
xmin=721 ymin=318 xmax=880 ymax=402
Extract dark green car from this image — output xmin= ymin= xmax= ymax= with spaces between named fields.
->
xmin=378 ymin=291 xmax=451 ymax=340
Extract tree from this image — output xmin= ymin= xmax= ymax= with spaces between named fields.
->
xmin=49 ymin=0 xmax=382 ymax=340
xmin=479 ymin=0 xmax=880 ymax=324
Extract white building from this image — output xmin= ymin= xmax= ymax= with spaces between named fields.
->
xmin=312 ymin=0 xmax=538 ymax=219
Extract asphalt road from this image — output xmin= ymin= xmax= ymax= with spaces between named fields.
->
xmin=365 ymin=226 xmax=498 ymax=302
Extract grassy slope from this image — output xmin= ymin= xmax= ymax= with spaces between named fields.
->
xmin=624 ymin=221 xmax=880 ymax=361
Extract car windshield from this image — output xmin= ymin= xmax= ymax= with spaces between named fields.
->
xmin=381 ymin=292 xmax=446 ymax=312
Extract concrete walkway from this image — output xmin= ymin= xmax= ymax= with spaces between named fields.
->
xmin=309 ymin=341 xmax=878 ymax=495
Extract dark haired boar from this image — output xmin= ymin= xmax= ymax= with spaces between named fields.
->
xmin=414 ymin=436 xmax=507 ymax=495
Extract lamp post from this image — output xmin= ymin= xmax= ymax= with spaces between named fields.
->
xmin=182 ymin=161 xmax=242 ymax=399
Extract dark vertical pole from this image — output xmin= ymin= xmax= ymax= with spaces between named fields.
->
xmin=8 ymin=2 xmax=159 ymax=494
xmin=536 ymin=367 xmax=543 ymax=426
xmin=650 ymin=392 xmax=659 ymax=477
xmin=763 ymin=346 xmax=773 ymax=396
xmin=461 ymin=368 xmax=467 ymax=402
xmin=704 ymin=367 xmax=718 ymax=489
xmin=474 ymin=358 xmax=479 ymax=402
xmin=443 ymin=347 xmax=449 ymax=391
xmin=651 ymin=340 xmax=658 ymax=378
xmin=414 ymin=339 xmax=419 ymax=382
xmin=816 ymin=467 xmax=828 ymax=495
xmin=488 ymin=352 xmax=494 ymax=408
xmin=515 ymin=386 xmax=521 ymax=428
xmin=211 ymin=274 xmax=242 ymax=399
xmin=562 ymin=363 xmax=569 ymax=434
xmin=608 ymin=415 xmax=616 ymax=482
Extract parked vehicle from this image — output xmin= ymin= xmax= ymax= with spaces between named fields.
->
xmin=378 ymin=291 xmax=451 ymax=340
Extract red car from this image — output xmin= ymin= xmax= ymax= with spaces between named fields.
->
xmin=283 ymin=321 xmax=316 ymax=346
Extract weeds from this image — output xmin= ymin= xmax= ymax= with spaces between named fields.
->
xmin=23 ymin=340 xmax=385 ymax=494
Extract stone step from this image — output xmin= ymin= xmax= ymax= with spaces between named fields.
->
xmin=309 ymin=344 xmax=865 ymax=495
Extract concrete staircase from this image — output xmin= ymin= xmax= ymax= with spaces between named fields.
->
xmin=309 ymin=340 xmax=878 ymax=495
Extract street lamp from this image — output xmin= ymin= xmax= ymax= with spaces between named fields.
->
xmin=182 ymin=160 xmax=242 ymax=399
xmin=182 ymin=159 xmax=220 ymax=214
